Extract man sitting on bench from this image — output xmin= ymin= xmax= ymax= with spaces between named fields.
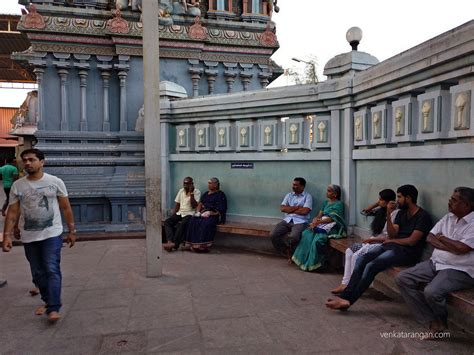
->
xmin=163 ymin=177 xmax=201 ymax=251
xmin=396 ymin=187 xmax=474 ymax=336
xmin=326 ymin=184 xmax=432 ymax=310
xmin=270 ymin=177 xmax=312 ymax=261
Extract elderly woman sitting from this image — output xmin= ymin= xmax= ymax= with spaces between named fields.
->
xmin=292 ymin=184 xmax=346 ymax=271
xmin=185 ymin=177 xmax=227 ymax=252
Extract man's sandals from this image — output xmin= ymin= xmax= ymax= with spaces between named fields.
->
xmin=35 ymin=305 xmax=61 ymax=323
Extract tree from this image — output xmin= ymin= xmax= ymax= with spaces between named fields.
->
xmin=288 ymin=55 xmax=319 ymax=85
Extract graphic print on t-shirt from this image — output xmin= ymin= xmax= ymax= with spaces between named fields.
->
xmin=21 ymin=185 xmax=55 ymax=231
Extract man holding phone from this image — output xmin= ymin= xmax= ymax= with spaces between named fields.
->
xmin=326 ymin=184 xmax=432 ymax=310
xmin=163 ymin=177 xmax=201 ymax=251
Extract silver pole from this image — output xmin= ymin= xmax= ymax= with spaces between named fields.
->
xmin=143 ymin=0 xmax=162 ymax=277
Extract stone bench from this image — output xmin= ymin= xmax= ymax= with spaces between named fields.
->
xmin=328 ymin=236 xmax=474 ymax=327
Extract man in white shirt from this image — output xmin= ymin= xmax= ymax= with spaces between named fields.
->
xmin=270 ymin=177 xmax=313 ymax=258
xmin=2 ymin=149 xmax=76 ymax=323
xmin=396 ymin=187 xmax=474 ymax=335
xmin=163 ymin=177 xmax=201 ymax=251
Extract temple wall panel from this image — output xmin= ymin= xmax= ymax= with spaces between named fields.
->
xmin=13 ymin=8 xmax=473 ymax=234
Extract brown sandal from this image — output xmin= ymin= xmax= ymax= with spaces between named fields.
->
xmin=35 ymin=305 xmax=47 ymax=315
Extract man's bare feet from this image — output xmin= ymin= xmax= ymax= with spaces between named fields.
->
xmin=325 ymin=297 xmax=350 ymax=310
xmin=331 ymin=284 xmax=347 ymax=294
xmin=47 ymin=311 xmax=61 ymax=323
xmin=35 ymin=305 xmax=47 ymax=315
xmin=29 ymin=287 xmax=40 ymax=296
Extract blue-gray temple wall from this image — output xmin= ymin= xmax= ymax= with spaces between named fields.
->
xmin=24 ymin=20 xmax=474 ymax=236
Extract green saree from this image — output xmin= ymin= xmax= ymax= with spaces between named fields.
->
xmin=292 ymin=199 xmax=346 ymax=271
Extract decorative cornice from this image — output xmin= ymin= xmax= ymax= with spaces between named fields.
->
xmin=23 ymin=5 xmax=46 ymax=30
xmin=18 ymin=14 xmax=279 ymax=49
xmin=31 ymin=43 xmax=115 ymax=56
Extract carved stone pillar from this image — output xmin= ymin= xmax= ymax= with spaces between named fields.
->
xmin=118 ymin=70 xmax=128 ymax=131
xmin=115 ymin=56 xmax=130 ymax=132
xmin=57 ymin=68 xmax=69 ymax=131
xmin=78 ymin=70 xmax=89 ymax=131
xmin=53 ymin=53 xmax=71 ymax=131
xmin=188 ymin=67 xmax=203 ymax=97
xmin=33 ymin=67 xmax=44 ymax=129
xmin=97 ymin=56 xmax=113 ymax=132
xmin=100 ymin=71 xmax=111 ymax=131
xmin=74 ymin=54 xmax=90 ymax=131
xmin=258 ymin=72 xmax=272 ymax=88
xmin=224 ymin=71 xmax=237 ymax=93
xmin=205 ymin=69 xmax=218 ymax=95
xmin=240 ymin=71 xmax=253 ymax=91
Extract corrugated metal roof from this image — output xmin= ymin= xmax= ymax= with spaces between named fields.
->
xmin=0 ymin=107 xmax=19 ymax=146
xmin=0 ymin=14 xmax=33 ymax=82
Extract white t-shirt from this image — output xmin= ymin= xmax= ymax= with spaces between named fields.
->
xmin=430 ymin=212 xmax=474 ymax=278
xmin=379 ymin=209 xmax=400 ymax=236
xmin=175 ymin=188 xmax=201 ymax=217
xmin=10 ymin=173 xmax=68 ymax=243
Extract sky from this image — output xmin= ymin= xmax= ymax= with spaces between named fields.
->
xmin=1 ymin=0 xmax=473 ymax=105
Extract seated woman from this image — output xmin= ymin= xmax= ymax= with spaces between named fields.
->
xmin=331 ymin=189 xmax=398 ymax=294
xmin=292 ymin=184 xmax=346 ymax=271
xmin=185 ymin=177 xmax=227 ymax=252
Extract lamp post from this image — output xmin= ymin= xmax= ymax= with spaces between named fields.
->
xmin=346 ymin=26 xmax=362 ymax=51
xmin=291 ymin=57 xmax=318 ymax=84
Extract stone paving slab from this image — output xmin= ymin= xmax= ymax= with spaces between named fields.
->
xmin=0 ymin=239 xmax=473 ymax=354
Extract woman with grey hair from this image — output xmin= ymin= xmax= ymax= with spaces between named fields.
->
xmin=185 ymin=177 xmax=227 ymax=252
xmin=292 ymin=184 xmax=346 ymax=271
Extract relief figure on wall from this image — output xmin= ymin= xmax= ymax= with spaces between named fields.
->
xmin=455 ymin=92 xmax=469 ymax=129
xmin=317 ymin=121 xmax=327 ymax=142
xmin=182 ymin=0 xmax=201 ymax=16
xmin=240 ymin=127 xmax=248 ymax=146
xmin=218 ymin=128 xmax=226 ymax=146
xmin=372 ymin=112 xmax=381 ymax=138
xmin=264 ymin=126 xmax=272 ymax=145
xmin=355 ymin=116 xmax=362 ymax=141
xmin=289 ymin=123 xmax=298 ymax=143
xmin=135 ymin=104 xmax=144 ymax=132
xmin=159 ymin=0 xmax=174 ymax=24
xmin=422 ymin=100 xmax=432 ymax=132
xmin=178 ymin=129 xmax=186 ymax=146
xmin=395 ymin=107 xmax=404 ymax=136
xmin=12 ymin=90 xmax=38 ymax=129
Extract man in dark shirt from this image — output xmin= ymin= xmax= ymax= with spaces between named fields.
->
xmin=326 ymin=185 xmax=432 ymax=310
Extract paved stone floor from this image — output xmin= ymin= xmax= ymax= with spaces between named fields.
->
xmin=0 ymin=239 xmax=473 ymax=354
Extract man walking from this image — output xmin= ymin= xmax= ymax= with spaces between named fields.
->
xmin=270 ymin=177 xmax=313 ymax=259
xmin=2 ymin=149 xmax=76 ymax=323
xmin=396 ymin=187 xmax=474 ymax=336
xmin=0 ymin=157 xmax=19 ymax=216
xmin=163 ymin=177 xmax=200 ymax=251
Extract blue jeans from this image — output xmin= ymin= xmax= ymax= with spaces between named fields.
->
xmin=23 ymin=236 xmax=63 ymax=313
xmin=340 ymin=244 xmax=418 ymax=305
